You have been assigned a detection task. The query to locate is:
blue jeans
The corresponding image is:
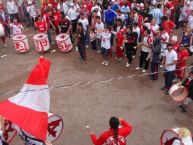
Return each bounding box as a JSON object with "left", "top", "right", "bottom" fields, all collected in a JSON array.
[{"left": 47, "top": 30, "right": 52, "bottom": 43}]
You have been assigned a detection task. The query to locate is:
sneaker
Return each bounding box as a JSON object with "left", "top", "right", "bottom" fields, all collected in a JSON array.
[
  {"left": 118, "top": 58, "right": 122, "bottom": 61},
  {"left": 160, "top": 65, "right": 163, "bottom": 68},
  {"left": 97, "top": 50, "right": 101, "bottom": 53},
  {"left": 104, "top": 61, "right": 109, "bottom": 66},
  {"left": 101, "top": 60, "right": 106, "bottom": 65},
  {"left": 136, "top": 67, "right": 142, "bottom": 70},
  {"left": 125, "top": 62, "right": 130, "bottom": 67},
  {"left": 161, "top": 86, "right": 166, "bottom": 90},
  {"left": 3, "top": 44, "right": 7, "bottom": 48},
  {"left": 132, "top": 55, "right": 135, "bottom": 58},
  {"left": 86, "top": 45, "right": 89, "bottom": 48},
  {"left": 76, "top": 47, "right": 78, "bottom": 51},
  {"left": 142, "top": 69, "right": 147, "bottom": 73}
]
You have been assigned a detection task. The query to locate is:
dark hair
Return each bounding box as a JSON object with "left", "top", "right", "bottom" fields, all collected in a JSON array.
[
  {"left": 77, "top": 22, "right": 83, "bottom": 29},
  {"left": 157, "top": 4, "right": 161, "bottom": 8},
  {"left": 60, "top": 11, "right": 65, "bottom": 17},
  {"left": 96, "top": 16, "right": 101, "bottom": 19},
  {"left": 159, "top": 27, "right": 164, "bottom": 31},
  {"left": 167, "top": 43, "right": 173, "bottom": 47},
  {"left": 146, "top": 29, "right": 151, "bottom": 35},
  {"left": 109, "top": 117, "right": 119, "bottom": 145}
]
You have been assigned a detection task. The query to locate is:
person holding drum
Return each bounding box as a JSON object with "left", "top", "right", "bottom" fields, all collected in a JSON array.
[
  {"left": 10, "top": 18, "right": 24, "bottom": 35},
  {"left": 87, "top": 117, "right": 132, "bottom": 145},
  {"left": 161, "top": 43, "right": 178, "bottom": 95},
  {"left": 179, "top": 70, "right": 193, "bottom": 112}
]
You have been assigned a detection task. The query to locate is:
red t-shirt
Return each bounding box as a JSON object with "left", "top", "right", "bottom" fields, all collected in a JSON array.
[
  {"left": 172, "top": 43, "right": 180, "bottom": 52},
  {"left": 178, "top": 49, "right": 189, "bottom": 67},
  {"left": 53, "top": 11, "right": 60, "bottom": 26},
  {"left": 162, "top": 20, "right": 175, "bottom": 34},
  {"left": 90, "top": 120, "right": 132, "bottom": 145},
  {"left": 117, "top": 31, "right": 124, "bottom": 46},
  {"left": 35, "top": 21, "right": 47, "bottom": 33}
]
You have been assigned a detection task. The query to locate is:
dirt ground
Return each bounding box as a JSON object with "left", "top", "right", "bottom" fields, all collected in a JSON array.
[{"left": 0, "top": 28, "right": 193, "bottom": 145}]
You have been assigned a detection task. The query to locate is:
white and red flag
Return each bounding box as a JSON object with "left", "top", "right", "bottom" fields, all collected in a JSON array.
[{"left": 0, "top": 57, "right": 51, "bottom": 141}]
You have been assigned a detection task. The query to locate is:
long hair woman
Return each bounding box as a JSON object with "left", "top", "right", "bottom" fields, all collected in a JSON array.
[
  {"left": 77, "top": 22, "right": 86, "bottom": 62},
  {"left": 87, "top": 117, "right": 132, "bottom": 145}
]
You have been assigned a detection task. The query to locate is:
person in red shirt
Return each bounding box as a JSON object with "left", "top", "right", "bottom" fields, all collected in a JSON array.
[
  {"left": 176, "top": 43, "right": 189, "bottom": 81},
  {"left": 35, "top": 15, "right": 48, "bottom": 33},
  {"left": 87, "top": 117, "right": 132, "bottom": 145},
  {"left": 115, "top": 29, "right": 125, "bottom": 61},
  {"left": 52, "top": 7, "right": 60, "bottom": 34},
  {"left": 161, "top": 16, "right": 175, "bottom": 34}
]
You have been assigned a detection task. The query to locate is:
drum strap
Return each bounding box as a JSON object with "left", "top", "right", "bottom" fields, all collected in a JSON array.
[{"left": 19, "top": 128, "right": 43, "bottom": 143}]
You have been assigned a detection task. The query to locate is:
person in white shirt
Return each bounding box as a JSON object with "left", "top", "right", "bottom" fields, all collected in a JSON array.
[
  {"left": 95, "top": 16, "right": 104, "bottom": 52},
  {"left": 10, "top": 18, "right": 24, "bottom": 35},
  {"left": 150, "top": 4, "right": 163, "bottom": 25},
  {"left": 101, "top": 26, "right": 111, "bottom": 66},
  {"left": 91, "top": 3, "right": 102, "bottom": 13},
  {"left": 162, "top": 43, "right": 178, "bottom": 94},
  {"left": 67, "top": 3, "right": 78, "bottom": 33},
  {"left": 188, "top": 9, "right": 193, "bottom": 30},
  {"left": 132, "top": 22, "right": 140, "bottom": 58},
  {"left": 6, "top": 0, "right": 19, "bottom": 22},
  {"left": 63, "top": 1, "right": 69, "bottom": 15},
  {"left": 136, "top": 29, "right": 153, "bottom": 73},
  {"left": 78, "top": 13, "right": 89, "bottom": 47},
  {"left": 143, "top": 19, "right": 159, "bottom": 37},
  {"left": 160, "top": 27, "right": 169, "bottom": 57},
  {"left": 27, "top": 2, "right": 38, "bottom": 28}
]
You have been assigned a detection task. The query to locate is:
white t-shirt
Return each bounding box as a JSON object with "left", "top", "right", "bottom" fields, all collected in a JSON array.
[
  {"left": 67, "top": 8, "right": 77, "bottom": 20},
  {"left": 95, "top": 21, "right": 104, "bottom": 39},
  {"left": 133, "top": 26, "right": 140, "bottom": 43},
  {"left": 161, "top": 32, "right": 169, "bottom": 54},
  {"left": 6, "top": 1, "right": 18, "bottom": 14},
  {"left": 101, "top": 31, "right": 111, "bottom": 49},
  {"left": 28, "top": 5, "right": 37, "bottom": 18},
  {"left": 78, "top": 18, "right": 89, "bottom": 31},
  {"left": 164, "top": 49, "right": 178, "bottom": 71},
  {"left": 144, "top": 23, "right": 159, "bottom": 36},
  {"left": 142, "top": 36, "right": 153, "bottom": 52},
  {"left": 10, "top": 23, "right": 23, "bottom": 35}
]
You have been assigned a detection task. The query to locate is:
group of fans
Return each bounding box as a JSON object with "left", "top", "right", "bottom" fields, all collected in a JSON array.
[
  {"left": 0, "top": 0, "right": 192, "bottom": 108},
  {"left": 0, "top": 0, "right": 193, "bottom": 144}
]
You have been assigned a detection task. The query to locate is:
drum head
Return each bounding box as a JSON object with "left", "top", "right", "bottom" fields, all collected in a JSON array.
[
  {"left": 46, "top": 114, "right": 63, "bottom": 142},
  {"left": 171, "top": 87, "right": 188, "bottom": 102},
  {"left": 161, "top": 129, "right": 182, "bottom": 145}
]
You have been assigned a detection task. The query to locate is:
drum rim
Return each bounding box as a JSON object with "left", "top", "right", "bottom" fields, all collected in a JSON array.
[
  {"left": 12, "top": 35, "right": 27, "bottom": 41},
  {"left": 47, "top": 114, "right": 64, "bottom": 142},
  {"left": 160, "top": 129, "right": 182, "bottom": 145}
]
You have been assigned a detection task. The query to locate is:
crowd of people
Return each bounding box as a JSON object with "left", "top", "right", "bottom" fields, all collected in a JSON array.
[{"left": 0, "top": 0, "right": 193, "bottom": 144}]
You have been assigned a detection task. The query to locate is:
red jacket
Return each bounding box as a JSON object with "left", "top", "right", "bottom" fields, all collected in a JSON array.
[{"left": 90, "top": 120, "right": 132, "bottom": 145}]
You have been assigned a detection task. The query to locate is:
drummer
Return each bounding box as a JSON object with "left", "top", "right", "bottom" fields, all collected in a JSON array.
[{"left": 179, "top": 70, "right": 193, "bottom": 112}]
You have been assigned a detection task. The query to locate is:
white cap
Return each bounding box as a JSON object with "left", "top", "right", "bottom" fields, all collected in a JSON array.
[
  {"left": 0, "top": 130, "right": 2, "bottom": 136},
  {"left": 171, "top": 35, "right": 178, "bottom": 42},
  {"left": 70, "top": 3, "right": 74, "bottom": 6}
]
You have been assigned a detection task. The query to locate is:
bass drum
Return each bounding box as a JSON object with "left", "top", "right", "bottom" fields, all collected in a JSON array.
[
  {"left": 160, "top": 127, "right": 193, "bottom": 145},
  {"left": 169, "top": 83, "right": 188, "bottom": 103},
  {"left": 0, "top": 23, "right": 5, "bottom": 37},
  {"left": 0, "top": 116, "right": 17, "bottom": 144},
  {"left": 14, "top": 113, "right": 63, "bottom": 144}
]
